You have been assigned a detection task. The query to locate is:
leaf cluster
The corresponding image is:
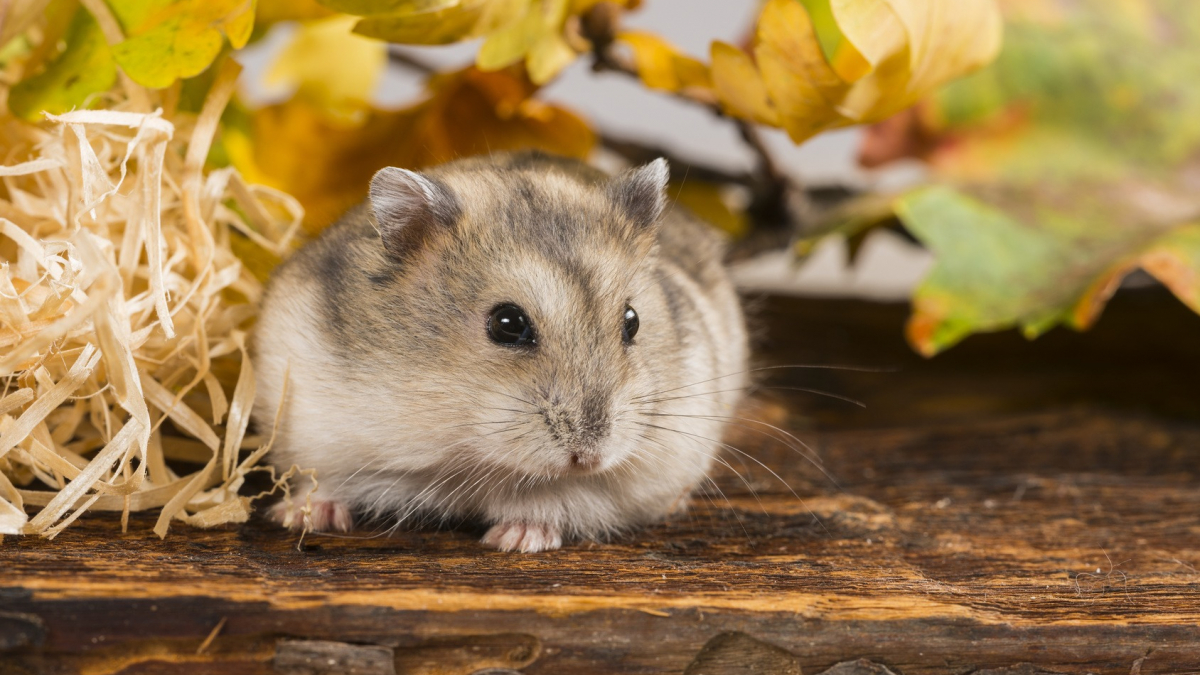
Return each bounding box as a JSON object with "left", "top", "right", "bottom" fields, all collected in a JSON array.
[{"left": 12, "top": 0, "right": 1187, "bottom": 359}]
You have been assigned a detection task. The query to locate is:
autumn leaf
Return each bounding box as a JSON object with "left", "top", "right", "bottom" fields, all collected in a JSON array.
[
  {"left": 265, "top": 15, "right": 386, "bottom": 121},
  {"left": 616, "top": 31, "right": 711, "bottom": 95},
  {"left": 669, "top": 180, "right": 747, "bottom": 238},
  {"left": 872, "top": 0, "right": 1200, "bottom": 355},
  {"left": 710, "top": 41, "right": 778, "bottom": 126},
  {"left": 240, "top": 66, "right": 595, "bottom": 231},
  {"left": 9, "top": 8, "right": 117, "bottom": 120},
  {"left": 711, "top": 0, "right": 1002, "bottom": 143},
  {"left": 898, "top": 187, "right": 1200, "bottom": 356},
  {"left": 321, "top": 0, "right": 524, "bottom": 45},
  {"left": 108, "top": 0, "right": 256, "bottom": 88},
  {"left": 319, "top": 0, "right": 639, "bottom": 83},
  {"left": 477, "top": 0, "right": 578, "bottom": 84},
  {"left": 256, "top": 0, "right": 335, "bottom": 24}
]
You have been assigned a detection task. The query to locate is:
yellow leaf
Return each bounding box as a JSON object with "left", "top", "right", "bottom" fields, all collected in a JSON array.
[
  {"left": 320, "top": 0, "right": 461, "bottom": 13},
  {"left": 265, "top": 15, "right": 386, "bottom": 121},
  {"left": 570, "top": 0, "right": 639, "bottom": 12},
  {"left": 618, "top": 30, "right": 712, "bottom": 94},
  {"left": 526, "top": 29, "right": 576, "bottom": 84},
  {"left": 350, "top": 0, "right": 526, "bottom": 45},
  {"left": 833, "top": 0, "right": 1003, "bottom": 115},
  {"left": 710, "top": 41, "right": 779, "bottom": 126},
  {"left": 477, "top": 0, "right": 538, "bottom": 71},
  {"left": 476, "top": 0, "right": 577, "bottom": 84},
  {"left": 257, "top": 0, "right": 334, "bottom": 23},
  {"left": 670, "top": 180, "right": 747, "bottom": 238},
  {"left": 109, "top": 0, "right": 256, "bottom": 88},
  {"left": 755, "top": 0, "right": 850, "bottom": 142},
  {"left": 746, "top": 0, "right": 1002, "bottom": 143}
]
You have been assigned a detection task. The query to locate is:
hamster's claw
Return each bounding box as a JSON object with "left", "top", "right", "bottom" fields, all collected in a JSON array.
[
  {"left": 481, "top": 522, "right": 563, "bottom": 553},
  {"left": 268, "top": 498, "right": 353, "bottom": 533}
]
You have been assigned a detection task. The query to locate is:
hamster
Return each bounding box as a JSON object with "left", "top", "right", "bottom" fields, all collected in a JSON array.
[{"left": 251, "top": 151, "right": 748, "bottom": 552}]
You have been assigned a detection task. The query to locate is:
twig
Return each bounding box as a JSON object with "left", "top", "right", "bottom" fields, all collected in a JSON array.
[
  {"left": 578, "top": 4, "right": 810, "bottom": 249},
  {"left": 387, "top": 47, "right": 438, "bottom": 75}
]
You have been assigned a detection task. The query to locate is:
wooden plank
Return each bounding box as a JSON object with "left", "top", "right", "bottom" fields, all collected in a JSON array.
[{"left": 2, "top": 289, "right": 1199, "bottom": 674}]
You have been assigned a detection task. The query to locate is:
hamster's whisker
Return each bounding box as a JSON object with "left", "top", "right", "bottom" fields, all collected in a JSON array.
[
  {"left": 386, "top": 463, "right": 487, "bottom": 535},
  {"left": 446, "top": 419, "right": 521, "bottom": 430},
  {"left": 386, "top": 464, "right": 477, "bottom": 534},
  {"left": 332, "top": 458, "right": 380, "bottom": 493},
  {"left": 763, "top": 386, "right": 866, "bottom": 408},
  {"left": 638, "top": 417, "right": 796, "bottom": 492},
  {"left": 362, "top": 474, "right": 408, "bottom": 520},
  {"left": 473, "top": 386, "right": 539, "bottom": 409},
  {"left": 632, "top": 363, "right": 892, "bottom": 402},
  {"left": 343, "top": 465, "right": 473, "bottom": 540},
  {"left": 457, "top": 466, "right": 506, "bottom": 514},
  {"left": 639, "top": 411, "right": 838, "bottom": 488},
  {"left": 637, "top": 384, "right": 866, "bottom": 408},
  {"left": 636, "top": 421, "right": 803, "bottom": 507},
  {"left": 441, "top": 464, "right": 502, "bottom": 515},
  {"left": 641, "top": 421, "right": 830, "bottom": 536},
  {"left": 636, "top": 431, "right": 767, "bottom": 522},
  {"left": 697, "top": 477, "right": 751, "bottom": 539}
]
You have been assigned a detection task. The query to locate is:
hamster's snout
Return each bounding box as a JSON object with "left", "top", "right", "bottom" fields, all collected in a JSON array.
[
  {"left": 569, "top": 452, "right": 601, "bottom": 472},
  {"left": 539, "top": 390, "right": 612, "bottom": 473}
]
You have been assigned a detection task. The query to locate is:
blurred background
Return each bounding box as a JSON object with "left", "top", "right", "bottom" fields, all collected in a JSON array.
[
  {"left": 218, "top": 0, "right": 1200, "bottom": 357},
  {"left": 235, "top": 0, "right": 935, "bottom": 302}
]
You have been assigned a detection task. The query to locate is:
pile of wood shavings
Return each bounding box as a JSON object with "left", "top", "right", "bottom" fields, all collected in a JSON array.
[{"left": 0, "top": 61, "right": 311, "bottom": 539}]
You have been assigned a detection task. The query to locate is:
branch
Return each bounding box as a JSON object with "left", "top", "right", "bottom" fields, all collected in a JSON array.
[
  {"left": 578, "top": 4, "right": 810, "bottom": 252},
  {"left": 387, "top": 47, "right": 438, "bottom": 75}
]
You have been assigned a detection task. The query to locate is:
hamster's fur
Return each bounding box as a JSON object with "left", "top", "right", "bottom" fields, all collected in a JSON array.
[{"left": 252, "top": 152, "right": 748, "bottom": 552}]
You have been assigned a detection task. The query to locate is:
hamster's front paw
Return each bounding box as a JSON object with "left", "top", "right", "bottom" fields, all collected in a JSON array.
[
  {"left": 481, "top": 522, "right": 562, "bottom": 553},
  {"left": 269, "top": 497, "right": 353, "bottom": 533}
]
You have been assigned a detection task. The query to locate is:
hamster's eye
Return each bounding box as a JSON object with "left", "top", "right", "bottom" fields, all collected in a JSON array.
[
  {"left": 622, "top": 305, "right": 639, "bottom": 344},
  {"left": 488, "top": 304, "right": 536, "bottom": 347}
]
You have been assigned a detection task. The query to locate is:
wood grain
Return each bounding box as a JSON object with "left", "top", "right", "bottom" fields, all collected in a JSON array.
[{"left": 2, "top": 289, "right": 1199, "bottom": 674}]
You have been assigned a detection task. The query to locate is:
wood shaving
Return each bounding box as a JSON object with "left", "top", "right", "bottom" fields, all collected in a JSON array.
[{"left": 0, "top": 58, "right": 314, "bottom": 539}]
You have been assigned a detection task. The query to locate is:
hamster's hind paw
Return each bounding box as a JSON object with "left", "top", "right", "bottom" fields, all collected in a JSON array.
[
  {"left": 481, "top": 522, "right": 563, "bottom": 553},
  {"left": 269, "top": 498, "right": 353, "bottom": 533}
]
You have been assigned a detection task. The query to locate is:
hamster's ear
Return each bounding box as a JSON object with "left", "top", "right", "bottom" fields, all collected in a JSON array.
[
  {"left": 369, "top": 167, "right": 461, "bottom": 259},
  {"left": 607, "top": 158, "right": 669, "bottom": 229}
]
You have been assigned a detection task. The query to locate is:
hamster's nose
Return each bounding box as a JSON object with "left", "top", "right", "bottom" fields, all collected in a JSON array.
[{"left": 569, "top": 452, "right": 601, "bottom": 472}]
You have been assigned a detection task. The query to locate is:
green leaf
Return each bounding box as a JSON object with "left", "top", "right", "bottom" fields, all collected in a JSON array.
[
  {"left": 897, "top": 187, "right": 1076, "bottom": 354},
  {"left": 108, "top": 0, "right": 256, "bottom": 88},
  {"left": 8, "top": 9, "right": 117, "bottom": 120},
  {"left": 897, "top": 187, "right": 1200, "bottom": 356},
  {"left": 848, "top": 1, "right": 1200, "bottom": 355}
]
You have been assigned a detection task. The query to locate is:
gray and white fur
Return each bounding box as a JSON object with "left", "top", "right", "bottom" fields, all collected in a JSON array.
[{"left": 252, "top": 152, "right": 748, "bottom": 552}]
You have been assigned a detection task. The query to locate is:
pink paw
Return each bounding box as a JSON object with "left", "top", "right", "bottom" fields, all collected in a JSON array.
[
  {"left": 481, "top": 522, "right": 563, "bottom": 553},
  {"left": 269, "top": 498, "right": 353, "bottom": 533}
]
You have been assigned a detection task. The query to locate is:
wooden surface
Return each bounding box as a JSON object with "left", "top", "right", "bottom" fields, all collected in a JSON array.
[{"left": 3, "top": 289, "right": 1200, "bottom": 675}]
